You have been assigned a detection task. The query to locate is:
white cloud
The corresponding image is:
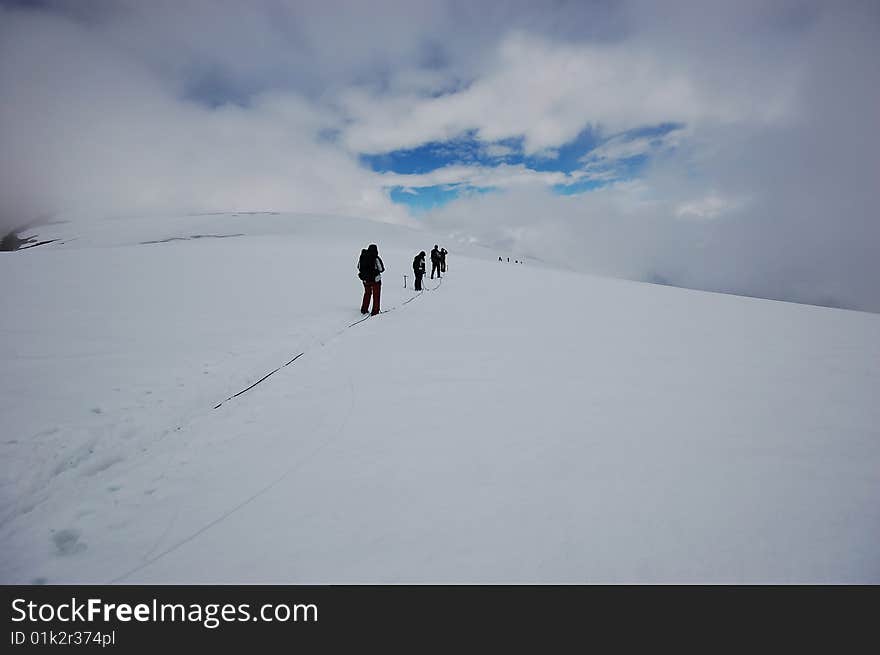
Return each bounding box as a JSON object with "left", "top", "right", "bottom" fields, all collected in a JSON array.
[
  {"left": 583, "top": 128, "right": 685, "bottom": 165},
  {"left": 381, "top": 163, "right": 579, "bottom": 190},
  {"left": 340, "top": 30, "right": 799, "bottom": 155},
  {"left": 0, "top": 6, "right": 408, "bottom": 227},
  {"left": 675, "top": 192, "right": 744, "bottom": 220},
  {"left": 483, "top": 143, "right": 517, "bottom": 159}
]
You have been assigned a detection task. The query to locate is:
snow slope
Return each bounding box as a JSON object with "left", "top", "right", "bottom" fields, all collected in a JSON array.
[{"left": 1, "top": 212, "right": 878, "bottom": 583}]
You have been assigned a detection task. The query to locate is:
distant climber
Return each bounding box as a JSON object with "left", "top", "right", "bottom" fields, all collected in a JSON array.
[
  {"left": 430, "top": 245, "right": 441, "bottom": 279},
  {"left": 412, "top": 251, "right": 426, "bottom": 291},
  {"left": 358, "top": 244, "right": 385, "bottom": 315},
  {"left": 440, "top": 247, "right": 448, "bottom": 273}
]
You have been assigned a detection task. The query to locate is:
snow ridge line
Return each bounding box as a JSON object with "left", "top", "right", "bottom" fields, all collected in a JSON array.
[{"left": 211, "top": 277, "right": 442, "bottom": 410}]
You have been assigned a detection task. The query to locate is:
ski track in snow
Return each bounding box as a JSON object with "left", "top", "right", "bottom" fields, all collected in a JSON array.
[
  {"left": 111, "top": 279, "right": 441, "bottom": 582},
  {"left": 111, "top": 376, "right": 357, "bottom": 583}
]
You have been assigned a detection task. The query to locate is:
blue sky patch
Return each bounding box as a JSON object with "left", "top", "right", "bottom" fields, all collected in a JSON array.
[
  {"left": 524, "top": 127, "right": 601, "bottom": 174},
  {"left": 370, "top": 122, "right": 684, "bottom": 211},
  {"left": 361, "top": 131, "right": 520, "bottom": 174},
  {"left": 390, "top": 184, "right": 496, "bottom": 212}
]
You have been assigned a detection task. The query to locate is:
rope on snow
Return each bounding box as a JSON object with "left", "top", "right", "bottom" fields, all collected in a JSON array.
[{"left": 212, "top": 277, "right": 442, "bottom": 410}]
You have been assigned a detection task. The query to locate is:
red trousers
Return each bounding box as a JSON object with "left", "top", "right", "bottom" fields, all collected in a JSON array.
[{"left": 361, "top": 281, "right": 381, "bottom": 315}]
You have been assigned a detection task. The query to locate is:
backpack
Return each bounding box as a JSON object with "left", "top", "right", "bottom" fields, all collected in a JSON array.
[{"left": 358, "top": 251, "right": 373, "bottom": 281}]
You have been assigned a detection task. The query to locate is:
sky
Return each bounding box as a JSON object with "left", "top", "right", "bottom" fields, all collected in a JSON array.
[{"left": 1, "top": 0, "right": 878, "bottom": 311}]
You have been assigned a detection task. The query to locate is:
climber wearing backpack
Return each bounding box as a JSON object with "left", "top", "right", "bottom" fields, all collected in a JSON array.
[
  {"left": 358, "top": 243, "right": 385, "bottom": 315},
  {"left": 412, "top": 251, "right": 426, "bottom": 291}
]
